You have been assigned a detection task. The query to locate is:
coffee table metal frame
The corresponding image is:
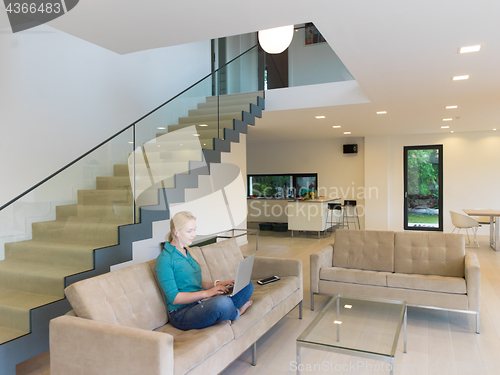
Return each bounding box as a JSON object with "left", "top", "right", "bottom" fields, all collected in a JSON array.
[{"left": 296, "top": 294, "right": 407, "bottom": 375}]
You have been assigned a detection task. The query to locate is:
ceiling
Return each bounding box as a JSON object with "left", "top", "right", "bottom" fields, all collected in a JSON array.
[{"left": 4, "top": 0, "right": 500, "bottom": 142}]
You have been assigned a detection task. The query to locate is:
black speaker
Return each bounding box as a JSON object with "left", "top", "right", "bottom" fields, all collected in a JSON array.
[{"left": 343, "top": 144, "right": 358, "bottom": 154}]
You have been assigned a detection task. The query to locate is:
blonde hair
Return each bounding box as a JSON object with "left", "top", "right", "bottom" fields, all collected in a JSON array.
[{"left": 166, "top": 211, "right": 199, "bottom": 263}]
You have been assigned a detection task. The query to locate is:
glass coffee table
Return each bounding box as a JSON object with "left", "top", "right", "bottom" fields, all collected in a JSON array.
[{"left": 296, "top": 294, "right": 407, "bottom": 375}]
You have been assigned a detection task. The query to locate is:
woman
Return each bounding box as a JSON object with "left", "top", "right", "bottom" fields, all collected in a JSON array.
[{"left": 156, "top": 211, "right": 253, "bottom": 330}]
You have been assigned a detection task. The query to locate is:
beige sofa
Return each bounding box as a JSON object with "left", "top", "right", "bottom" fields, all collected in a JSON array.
[
  {"left": 50, "top": 238, "right": 303, "bottom": 375},
  {"left": 310, "top": 229, "right": 480, "bottom": 333}
]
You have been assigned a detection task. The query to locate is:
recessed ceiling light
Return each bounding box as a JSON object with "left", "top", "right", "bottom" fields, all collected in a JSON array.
[
  {"left": 451, "top": 131, "right": 454, "bottom": 133},
  {"left": 344, "top": 131, "right": 351, "bottom": 135},
  {"left": 199, "top": 124, "right": 208, "bottom": 127},
  {"left": 128, "top": 142, "right": 134, "bottom": 144},
  {"left": 446, "top": 106, "right": 458, "bottom": 109},
  {"left": 443, "top": 118, "right": 453, "bottom": 121},
  {"left": 459, "top": 45, "right": 482, "bottom": 53},
  {"left": 376, "top": 111, "right": 387, "bottom": 114},
  {"left": 315, "top": 116, "right": 326, "bottom": 119},
  {"left": 193, "top": 134, "right": 200, "bottom": 137},
  {"left": 452, "top": 75, "right": 469, "bottom": 81},
  {"left": 344, "top": 304, "right": 352, "bottom": 309},
  {"left": 157, "top": 127, "right": 166, "bottom": 130},
  {"left": 494, "top": 129, "right": 497, "bottom": 131},
  {"left": 441, "top": 126, "right": 450, "bottom": 129},
  {"left": 332, "top": 125, "right": 341, "bottom": 128},
  {"left": 334, "top": 320, "right": 342, "bottom": 325}
]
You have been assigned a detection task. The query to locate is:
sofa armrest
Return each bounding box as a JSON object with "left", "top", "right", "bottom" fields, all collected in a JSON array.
[
  {"left": 251, "top": 256, "right": 302, "bottom": 285},
  {"left": 465, "top": 252, "right": 481, "bottom": 312},
  {"left": 50, "top": 315, "right": 174, "bottom": 375},
  {"left": 310, "top": 245, "right": 334, "bottom": 293}
]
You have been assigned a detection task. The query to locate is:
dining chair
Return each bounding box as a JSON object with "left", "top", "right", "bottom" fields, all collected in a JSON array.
[{"left": 450, "top": 211, "right": 479, "bottom": 247}]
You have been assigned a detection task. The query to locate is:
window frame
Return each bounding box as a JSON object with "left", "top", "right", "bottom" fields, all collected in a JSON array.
[{"left": 403, "top": 144, "right": 443, "bottom": 231}]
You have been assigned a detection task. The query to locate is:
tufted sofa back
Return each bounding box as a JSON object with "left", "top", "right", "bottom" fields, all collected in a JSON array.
[
  {"left": 333, "top": 229, "right": 395, "bottom": 272},
  {"left": 190, "top": 238, "right": 245, "bottom": 283},
  {"left": 394, "top": 232, "right": 465, "bottom": 277},
  {"left": 65, "top": 261, "right": 168, "bottom": 330}
]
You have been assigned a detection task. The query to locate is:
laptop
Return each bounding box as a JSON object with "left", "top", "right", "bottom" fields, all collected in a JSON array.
[{"left": 225, "top": 254, "right": 255, "bottom": 297}]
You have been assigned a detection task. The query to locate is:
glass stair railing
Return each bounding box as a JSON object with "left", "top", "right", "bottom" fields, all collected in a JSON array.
[{"left": 0, "top": 43, "right": 263, "bottom": 354}]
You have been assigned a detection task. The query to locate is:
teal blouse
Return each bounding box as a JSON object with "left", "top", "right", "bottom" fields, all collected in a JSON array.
[{"left": 155, "top": 242, "right": 204, "bottom": 312}]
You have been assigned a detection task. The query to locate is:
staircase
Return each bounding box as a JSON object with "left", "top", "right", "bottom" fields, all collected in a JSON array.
[{"left": 0, "top": 91, "right": 264, "bottom": 373}]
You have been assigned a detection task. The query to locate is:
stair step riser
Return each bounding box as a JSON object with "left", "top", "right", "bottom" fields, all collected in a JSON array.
[
  {"left": 5, "top": 244, "right": 94, "bottom": 269},
  {"left": 197, "top": 98, "right": 258, "bottom": 109},
  {"left": 0, "top": 272, "right": 64, "bottom": 298},
  {"left": 164, "top": 120, "right": 234, "bottom": 132},
  {"left": 114, "top": 164, "right": 129, "bottom": 177},
  {"left": 188, "top": 105, "right": 249, "bottom": 116},
  {"left": 0, "top": 306, "right": 30, "bottom": 332},
  {"left": 55, "top": 205, "right": 78, "bottom": 220},
  {"left": 77, "top": 190, "right": 131, "bottom": 205},
  {"left": 96, "top": 177, "right": 130, "bottom": 190},
  {"left": 31, "top": 221, "right": 121, "bottom": 246},
  {"left": 205, "top": 92, "right": 263, "bottom": 103},
  {"left": 178, "top": 113, "right": 242, "bottom": 124}
]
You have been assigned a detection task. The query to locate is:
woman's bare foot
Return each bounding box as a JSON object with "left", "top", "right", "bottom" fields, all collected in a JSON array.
[{"left": 239, "top": 300, "right": 253, "bottom": 316}]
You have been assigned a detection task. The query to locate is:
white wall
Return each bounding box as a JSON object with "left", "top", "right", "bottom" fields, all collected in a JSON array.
[
  {"left": 0, "top": 24, "right": 211, "bottom": 208},
  {"left": 247, "top": 137, "right": 366, "bottom": 228},
  {"left": 288, "top": 28, "right": 353, "bottom": 87},
  {"left": 364, "top": 131, "right": 500, "bottom": 234}
]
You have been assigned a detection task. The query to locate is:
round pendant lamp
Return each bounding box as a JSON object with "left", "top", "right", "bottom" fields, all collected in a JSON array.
[{"left": 258, "top": 25, "right": 294, "bottom": 54}]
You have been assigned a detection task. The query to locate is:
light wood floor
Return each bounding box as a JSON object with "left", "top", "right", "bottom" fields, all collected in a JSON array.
[{"left": 17, "top": 232, "right": 500, "bottom": 375}]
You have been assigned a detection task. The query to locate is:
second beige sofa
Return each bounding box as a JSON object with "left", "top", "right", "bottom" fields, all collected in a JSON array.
[{"left": 311, "top": 229, "right": 480, "bottom": 333}]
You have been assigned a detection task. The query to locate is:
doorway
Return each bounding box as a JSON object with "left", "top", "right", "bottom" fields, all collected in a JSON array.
[{"left": 404, "top": 145, "right": 443, "bottom": 231}]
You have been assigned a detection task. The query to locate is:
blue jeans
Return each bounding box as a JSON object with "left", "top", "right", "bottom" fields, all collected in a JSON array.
[{"left": 169, "top": 281, "right": 254, "bottom": 331}]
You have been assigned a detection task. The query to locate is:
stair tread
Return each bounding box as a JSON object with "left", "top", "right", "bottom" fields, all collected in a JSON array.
[
  {"left": 7, "top": 240, "right": 97, "bottom": 252},
  {"left": 0, "top": 289, "right": 59, "bottom": 311},
  {"left": 0, "top": 259, "right": 84, "bottom": 279},
  {"left": 0, "top": 326, "right": 28, "bottom": 344}
]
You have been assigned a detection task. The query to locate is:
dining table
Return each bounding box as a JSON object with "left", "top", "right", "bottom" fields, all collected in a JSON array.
[{"left": 463, "top": 209, "right": 500, "bottom": 251}]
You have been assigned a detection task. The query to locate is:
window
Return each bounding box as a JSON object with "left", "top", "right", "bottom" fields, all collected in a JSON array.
[
  {"left": 404, "top": 145, "right": 443, "bottom": 231},
  {"left": 248, "top": 173, "right": 318, "bottom": 199}
]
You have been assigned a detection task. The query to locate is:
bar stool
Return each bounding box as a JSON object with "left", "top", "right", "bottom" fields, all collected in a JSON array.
[
  {"left": 327, "top": 203, "right": 343, "bottom": 230},
  {"left": 342, "top": 200, "right": 360, "bottom": 229}
]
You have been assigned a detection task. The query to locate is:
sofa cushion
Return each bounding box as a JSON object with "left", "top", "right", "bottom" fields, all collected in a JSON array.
[
  {"left": 394, "top": 232, "right": 465, "bottom": 277},
  {"left": 230, "top": 276, "right": 299, "bottom": 339},
  {"left": 333, "top": 230, "right": 395, "bottom": 272},
  {"left": 320, "top": 267, "right": 390, "bottom": 287},
  {"left": 155, "top": 321, "right": 234, "bottom": 375},
  {"left": 193, "top": 238, "right": 245, "bottom": 283},
  {"left": 230, "top": 280, "right": 274, "bottom": 339},
  {"left": 65, "top": 262, "right": 167, "bottom": 330},
  {"left": 387, "top": 273, "right": 466, "bottom": 294}
]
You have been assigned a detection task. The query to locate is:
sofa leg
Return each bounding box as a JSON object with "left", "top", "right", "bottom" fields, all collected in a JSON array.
[
  {"left": 251, "top": 342, "right": 257, "bottom": 366},
  {"left": 476, "top": 312, "right": 480, "bottom": 334},
  {"left": 311, "top": 292, "right": 314, "bottom": 311},
  {"left": 299, "top": 301, "right": 303, "bottom": 319}
]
